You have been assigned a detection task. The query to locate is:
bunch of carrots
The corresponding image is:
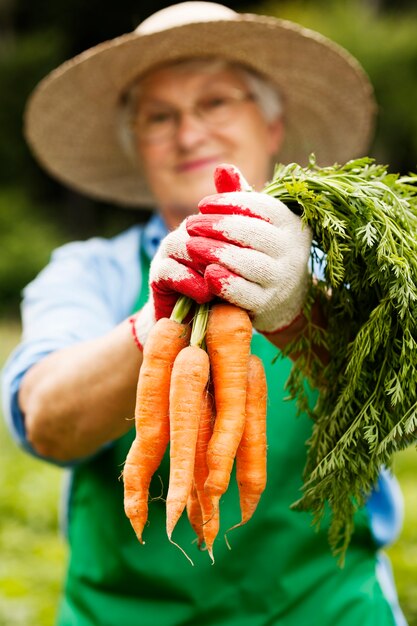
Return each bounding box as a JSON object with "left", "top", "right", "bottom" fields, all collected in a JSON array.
[{"left": 123, "top": 298, "right": 267, "bottom": 564}]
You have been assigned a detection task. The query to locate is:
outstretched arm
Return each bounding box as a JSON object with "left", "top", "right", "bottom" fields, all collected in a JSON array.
[{"left": 19, "top": 319, "right": 142, "bottom": 463}]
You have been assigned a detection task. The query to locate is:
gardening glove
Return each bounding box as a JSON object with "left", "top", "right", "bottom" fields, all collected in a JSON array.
[
  {"left": 185, "top": 164, "right": 312, "bottom": 333},
  {"left": 132, "top": 221, "right": 212, "bottom": 349}
]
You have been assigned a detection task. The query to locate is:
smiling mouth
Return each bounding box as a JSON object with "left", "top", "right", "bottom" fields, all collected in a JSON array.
[{"left": 176, "top": 157, "right": 222, "bottom": 173}]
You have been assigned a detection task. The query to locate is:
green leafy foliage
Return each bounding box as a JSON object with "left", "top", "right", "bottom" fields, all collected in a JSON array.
[
  {"left": 255, "top": 0, "right": 417, "bottom": 173},
  {"left": 0, "top": 29, "right": 66, "bottom": 189},
  {"left": 264, "top": 156, "right": 417, "bottom": 562},
  {"left": 0, "top": 188, "right": 65, "bottom": 314}
]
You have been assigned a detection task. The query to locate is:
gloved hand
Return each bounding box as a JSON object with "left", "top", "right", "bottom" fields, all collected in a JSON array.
[
  {"left": 185, "top": 164, "right": 312, "bottom": 333},
  {"left": 132, "top": 221, "right": 212, "bottom": 349}
]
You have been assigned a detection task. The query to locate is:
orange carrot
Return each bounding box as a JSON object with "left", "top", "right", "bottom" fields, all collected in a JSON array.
[
  {"left": 186, "top": 390, "right": 214, "bottom": 550},
  {"left": 166, "top": 344, "right": 210, "bottom": 553},
  {"left": 193, "top": 389, "right": 219, "bottom": 562},
  {"left": 228, "top": 354, "right": 267, "bottom": 535},
  {"left": 123, "top": 317, "right": 190, "bottom": 544},
  {"left": 186, "top": 483, "right": 204, "bottom": 548},
  {"left": 204, "top": 304, "right": 253, "bottom": 521}
]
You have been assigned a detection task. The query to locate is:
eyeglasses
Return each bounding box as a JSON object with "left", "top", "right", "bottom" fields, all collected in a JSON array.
[{"left": 133, "top": 88, "right": 255, "bottom": 143}]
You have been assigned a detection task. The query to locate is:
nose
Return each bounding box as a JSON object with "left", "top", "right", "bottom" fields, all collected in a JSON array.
[{"left": 175, "top": 110, "right": 209, "bottom": 150}]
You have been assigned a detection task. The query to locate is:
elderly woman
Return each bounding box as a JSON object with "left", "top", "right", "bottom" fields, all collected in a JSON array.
[{"left": 2, "top": 3, "right": 406, "bottom": 625}]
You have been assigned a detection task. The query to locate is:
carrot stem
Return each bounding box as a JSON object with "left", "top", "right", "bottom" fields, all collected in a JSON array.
[
  {"left": 190, "top": 303, "right": 209, "bottom": 348},
  {"left": 170, "top": 295, "right": 193, "bottom": 324}
]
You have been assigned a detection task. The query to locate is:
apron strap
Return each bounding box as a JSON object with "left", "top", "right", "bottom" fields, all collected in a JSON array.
[{"left": 132, "top": 235, "right": 151, "bottom": 313}]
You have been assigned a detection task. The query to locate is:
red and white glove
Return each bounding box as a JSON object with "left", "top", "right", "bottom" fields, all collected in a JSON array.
[
  {"left": 185, "top": 164, "right": 312, "bottom": 334},
  {"left": 132, "top": 221, "right": 212, "bottom": 349}
]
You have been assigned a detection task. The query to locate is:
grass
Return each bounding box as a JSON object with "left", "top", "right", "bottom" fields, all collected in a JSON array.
[
  {"left": 0, "top": 319, "right": 66, "bottom": 626},
  {"left": 0, "top": 319, "right": 416, "bottom": 625}
]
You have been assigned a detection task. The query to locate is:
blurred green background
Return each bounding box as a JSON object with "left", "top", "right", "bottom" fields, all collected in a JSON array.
[
  {"left": 1, "top": 0, "right": 417, "bottom": 316},
  {"left": 1, "top": 0, "right": 417, "bottom": 624}
]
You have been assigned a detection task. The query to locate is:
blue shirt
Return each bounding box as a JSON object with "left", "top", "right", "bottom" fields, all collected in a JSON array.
[{"left": 1, "top": 214, "right": 404, "bottom": 548}]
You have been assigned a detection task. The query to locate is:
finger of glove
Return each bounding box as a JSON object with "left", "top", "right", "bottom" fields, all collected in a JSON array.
[
  {"left": 204, "top": 263, "right": 269, "bottom": 314},
  {"left": 149, "top": 286, "right": 178, "bottom": 321},
  {"left": 159, "top": 223, "right": 206, "bottom": 274},
  {"left": 198, "top": 190, "right": 298, "bottom": 229},
  {"left": 213, "top": 163, "right": 251, "bottom": 193},
  {"left": 150, "top": 257, "right": 212, "bottom": 320},
  {"left": 187, "top": 213, "right": 296, "bottom": 258},
  {"left": 158, "top": 219, "right": 195, "bottom": 267},
  {"left": 186, "top": 237, "right": 278, "bottom": 286}
]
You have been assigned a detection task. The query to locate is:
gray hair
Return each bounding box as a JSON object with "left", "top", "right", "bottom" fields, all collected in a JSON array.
[{"left": 118, "top": 58, "right": 283, "bottom": 164}]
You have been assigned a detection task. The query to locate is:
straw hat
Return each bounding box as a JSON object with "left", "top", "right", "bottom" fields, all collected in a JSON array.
[{"left": 24, "top": 1, "right": 376, "bottom": 208}]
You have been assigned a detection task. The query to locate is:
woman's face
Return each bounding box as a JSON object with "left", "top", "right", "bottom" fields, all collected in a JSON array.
[{"left": 134, "top": 65, "right": 283, "bottom": 229}]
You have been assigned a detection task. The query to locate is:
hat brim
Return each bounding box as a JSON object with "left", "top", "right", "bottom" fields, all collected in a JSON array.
[{"left": 24, "top": 14, "right": 376, "bottom": 208}]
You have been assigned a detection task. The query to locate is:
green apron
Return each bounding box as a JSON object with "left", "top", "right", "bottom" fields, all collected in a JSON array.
[{"left": 57, "top": 242, "right": 396, "bottom": 626}]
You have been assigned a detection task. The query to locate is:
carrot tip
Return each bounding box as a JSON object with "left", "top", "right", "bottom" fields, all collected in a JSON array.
[
  {"left": 134, "top": 536, "right": 145, "bottom": 545},
  {"left": 129, "top": 524, "right": 144, "bottom": 544}
]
